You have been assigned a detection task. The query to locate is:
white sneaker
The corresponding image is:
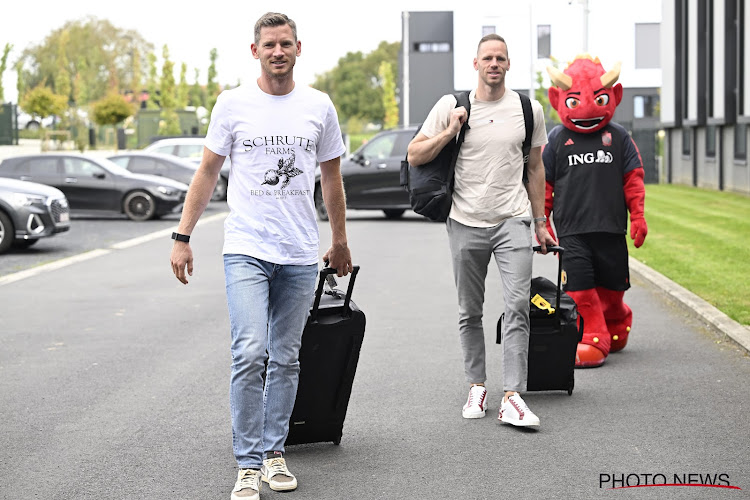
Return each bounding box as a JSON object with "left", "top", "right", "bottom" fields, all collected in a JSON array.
[
  {"left": 462, "top": 385, "right": 488, "bottom": 418},
  {"left": 231, "top": 469, "right": 260, "bottom": 500},
  {"left": 498, "top": 392, "right": 540, "bottom": 427},
  {"left": 261, "top": 455, "right": 298, "bottom": 492}
]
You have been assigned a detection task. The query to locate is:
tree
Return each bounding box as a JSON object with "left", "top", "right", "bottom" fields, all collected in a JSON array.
[
  {"left": 158, "top": 45, "right": 181, "bottom": 136},
  {"left": 379, "top": 61, "right": 398, "bottom": 130},
  {"left": 73, "top": 58, "right": 91, "bottom": 108},
  {"left": 206, "top": 48, "right": 220, "bottom": 114},
  {"left": 0, "top": 43, "right": 12, "bottom": 103},
  {"left": 20, "top": 85, "right": 67, "bottom": 123},
  {"left": 176, "top": 62, "right": 189, "bottom": 109},
  {"left": 16, "top": 17, "right": 152, "bottom": 106},
  {"left": 313, "top": 41, "right": 400, "bottom": 128},
  {"left": 54, "top": 31, "right": 72, "bottom": 105},
  {"left": 145, "top": 53, "right": 159, "bottom": 110},
  {"left": 188, "top": 68, "right": 204, "bottom": 108},
  {"left": 91, "top": 92, "right": 135, "bottom": 126},
  {"left": 536, "top": 57, "right": 562, "bottom": 126}
]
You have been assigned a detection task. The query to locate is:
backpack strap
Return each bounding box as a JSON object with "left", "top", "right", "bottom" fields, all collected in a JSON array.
[
  {"left": 448, "top": 91, "right": 471, "bottom": 190},
  {"left": 520, "top": 92, "right": 533, "bottom": 184}
]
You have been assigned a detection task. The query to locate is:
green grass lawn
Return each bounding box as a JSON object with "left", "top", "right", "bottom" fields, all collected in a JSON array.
[{"left": 627, "top": 184, "right": 750, "bottom": 325}]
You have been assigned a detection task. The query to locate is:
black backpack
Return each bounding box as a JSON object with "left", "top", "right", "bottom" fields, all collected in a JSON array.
[{"left": 400, "top": 91, "right": 534, "bottom": 222}]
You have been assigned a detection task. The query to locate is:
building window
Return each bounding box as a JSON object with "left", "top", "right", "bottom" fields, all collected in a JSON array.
[
  {"left": 414, "top": 42, "right": 451, "bottom": 53},
  {"left": 706, "top": 125, "right": 716, "bottom": 158},
  {"left": 634, "top": 95, "right": 659, "bottom": 118},
  {"left": 736, "top": 124, "right": 748, "bottom": 160},
  {"left": 482, "top": 25, "right": 496, "bottom": 36},
  {"left": 682, "top": 128, "right": 691, "bottom": 156},
  {"left": 635, "top": 23, "right": 660, "bottom": 69},
  {"left": 537, "top": 25, "right": 551, "bottom": 59}
]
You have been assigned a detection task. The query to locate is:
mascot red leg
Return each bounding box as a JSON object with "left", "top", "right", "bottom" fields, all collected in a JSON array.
[
  {"left": 567, "top": 289, "right": 610, "bottom": 367},
  {"left": 596, "top": 287, "right": 632, "bottom": 352}
]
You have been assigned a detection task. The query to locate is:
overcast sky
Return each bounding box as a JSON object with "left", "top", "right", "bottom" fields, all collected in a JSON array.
[{"left": 1, "top": 0, "right": 478, "bottom": 103}]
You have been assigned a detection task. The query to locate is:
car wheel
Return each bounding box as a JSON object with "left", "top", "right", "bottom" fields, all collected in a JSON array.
[
  {"left": 123, "top": 190, "right": 156, "bottom": 221},
  {"left": 211, "top": 175, "right": 228, "bottom": 201},
  {"left": 0, "top": 211, "right": 14, "bottom": 254},
  {"left": 12, "top": 239, "right": 39, "bottom": 249},
  {"left": 315, "top": 185, "right": 328, "bottom": 221},
  {"left": 383, "top": 209, "right": 405, "bottom": 219}
]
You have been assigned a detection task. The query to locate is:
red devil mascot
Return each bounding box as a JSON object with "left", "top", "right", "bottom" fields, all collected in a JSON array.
[{"left": 543, "top": 55, "right": 648, "bottom": 368}]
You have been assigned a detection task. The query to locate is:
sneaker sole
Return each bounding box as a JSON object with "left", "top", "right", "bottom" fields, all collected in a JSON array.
[
  {"left": 261, "top": 476, "right": 298, "bottom": 492},
  {"left": 231, "top": 489, "right": 260, "bottom": 500},
  {"left": 498, "top": 416, "right": 540, "bottom": 427},
  {"left": 462, "top": 408, "right": 487, "bottom": 419}
]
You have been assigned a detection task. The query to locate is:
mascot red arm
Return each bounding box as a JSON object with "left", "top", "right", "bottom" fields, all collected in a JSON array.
[{"left": 544, "top": 55, "right": 648, "bottom": 368}]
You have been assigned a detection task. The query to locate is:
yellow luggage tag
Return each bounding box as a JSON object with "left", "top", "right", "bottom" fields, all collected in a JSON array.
[{"left": 531, "top": 294, "right": 555, "bottom": 315}]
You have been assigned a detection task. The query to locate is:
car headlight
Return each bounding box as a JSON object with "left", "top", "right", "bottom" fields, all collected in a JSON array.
[
  {"left": 11, "top": 193, "right": 46, "bottom": 206},
  {"left": 157, "top": 186, "right": 178, "bottom": 196}
]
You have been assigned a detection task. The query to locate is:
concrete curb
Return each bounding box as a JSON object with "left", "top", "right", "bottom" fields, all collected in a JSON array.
[{"left": 629, "top": 256, "right": 750, "bottom": 353}]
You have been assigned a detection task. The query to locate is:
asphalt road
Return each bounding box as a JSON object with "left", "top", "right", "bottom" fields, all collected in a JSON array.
[
  {"left": 1, "top": 209, "right": 749, "bottom": 500},
  {"left": 0, "top": 201, "right": 228, "bottom": 279}
]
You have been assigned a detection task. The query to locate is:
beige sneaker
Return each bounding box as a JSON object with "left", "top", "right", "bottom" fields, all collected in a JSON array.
[
  {"left": 261, "top": 455, "right": 298, "bottom": 492},
  {"left": 231, "top": 469, "right": 260, "bottom": 500}
]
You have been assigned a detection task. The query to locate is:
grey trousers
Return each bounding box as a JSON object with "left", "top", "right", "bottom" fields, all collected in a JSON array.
[{"left": 446, "top": 216, "right": 532, "bottom": 392}]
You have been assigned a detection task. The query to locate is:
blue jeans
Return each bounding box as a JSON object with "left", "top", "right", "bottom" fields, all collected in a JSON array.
[{"left": 224, "top": 254, "right": 318, "bottom": 469}]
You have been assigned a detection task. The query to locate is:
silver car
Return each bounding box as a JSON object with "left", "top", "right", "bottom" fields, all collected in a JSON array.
[
  {"left": 144, "top": 137, "right": 230, "bottom": 200},
  {"left": 0, "top": 178, "right": 71, "bottom": 253}
]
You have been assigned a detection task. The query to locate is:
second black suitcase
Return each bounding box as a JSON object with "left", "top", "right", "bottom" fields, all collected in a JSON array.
[
  {"left": 497, "top": 246, "right": 583, "bottom": 395},
  {"left": 285, "top": 266, "right": 365, "bottom": 446}
]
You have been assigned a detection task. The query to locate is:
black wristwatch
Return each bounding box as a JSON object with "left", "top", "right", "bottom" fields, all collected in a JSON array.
[{"left": 171, "top": 232, "right": 190, "bottom": 243}]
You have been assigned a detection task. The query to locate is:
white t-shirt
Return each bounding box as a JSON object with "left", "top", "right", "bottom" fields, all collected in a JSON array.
[
  {"left": 420, "top": 89, "right": 548, "bottom": 228},
  {"left": 205, "top": 82, "right": 345, "bottom": 265}
]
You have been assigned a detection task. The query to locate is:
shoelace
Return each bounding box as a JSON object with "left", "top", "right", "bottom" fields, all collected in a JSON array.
[
  {"left": 467, "top": 386, "right": 486, "bottom": 407},
  {"left": 265, "top": 458, "right": 290, "bottom": 477},
  {"left": 237, "top": 469, "right": 260, "bottom": 489},
  {"left": 509, "top": 395, "right": 530, "bottom": 415}
]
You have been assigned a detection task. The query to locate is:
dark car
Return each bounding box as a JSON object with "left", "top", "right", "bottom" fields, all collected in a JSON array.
[
  {"left": 0, "top": 177, "right": 71, "bottom": 253},
  {"left": 314, "top": 127, "right": 417, "bottom": 221},
  {"left": 143, "top": 137, "right": 230, "bottom": 200},
  {"left": 107, "top": 151, "right": 226, "bottom": 202},
  {"left": 0, "top": 154, "right": 189, "bottom": 221}
]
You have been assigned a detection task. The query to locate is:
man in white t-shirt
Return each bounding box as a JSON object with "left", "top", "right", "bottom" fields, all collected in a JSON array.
[
  {"left": 169, "top": 12, "right": 352, "bottom": 500},
  {"left": 407, "top": 34, "right": 554, "bottom": 428}
]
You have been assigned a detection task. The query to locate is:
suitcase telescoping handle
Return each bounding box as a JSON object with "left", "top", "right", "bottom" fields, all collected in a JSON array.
[
  {"left": 533, "top": 245, "right": 564, "bottom": 314},
  {"left": 310, "top": 265, "right": 360, "bottom": 322}
]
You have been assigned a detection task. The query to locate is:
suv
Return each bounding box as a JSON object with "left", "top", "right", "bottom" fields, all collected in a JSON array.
[
  {"left": 315, "top": 127, "right": 417, "bottom": 220},
  {"left": 0, "top": 178, "right": 70, "bottom": 253},
  {"left": 144, "top": 137, "right": 229, "bottom": 200}
]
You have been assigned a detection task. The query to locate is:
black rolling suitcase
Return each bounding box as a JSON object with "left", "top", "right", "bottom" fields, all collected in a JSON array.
[
  {"left": 285, "top": 266, "right": 365, "bottom": 446},
  {"left": 496, "top": 246, "right": 583, "bottom": 395}
]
